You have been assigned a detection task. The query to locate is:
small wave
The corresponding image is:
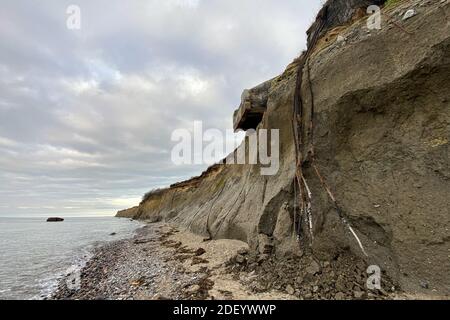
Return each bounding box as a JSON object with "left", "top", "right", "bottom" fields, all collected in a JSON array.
[
  {"left": 1, "top": 217, "right": 142, "bottom": 300},
  {"left": 35, "top": 248, "right": 94, "bottom": 300}
]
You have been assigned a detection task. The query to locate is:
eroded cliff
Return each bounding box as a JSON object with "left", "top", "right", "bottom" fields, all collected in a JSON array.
[{"left": 118, "top": 0, "right": 449, "bottom": 296}]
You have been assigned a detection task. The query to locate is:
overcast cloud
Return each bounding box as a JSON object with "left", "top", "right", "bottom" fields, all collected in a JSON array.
[{"left": 0, "top": 0, "right": 322, "bottom": 216}]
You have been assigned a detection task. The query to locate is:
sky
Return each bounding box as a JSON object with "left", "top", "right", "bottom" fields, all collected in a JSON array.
[{"left": 0, "top": 0, "right": 322, "bottom": 217}]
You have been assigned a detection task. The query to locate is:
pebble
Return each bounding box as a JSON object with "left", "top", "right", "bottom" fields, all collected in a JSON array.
[
  {"left": 185, "top": 284, "right": 200, "bottom": 295},
  {"left": 50, "top": 224, "right": 208, "bottom": 300},
  {"left": 305, "top": 260, "right": 321, "bottom": 276},
  {"left": 335, "top": 292, "right": 346, "bottom": 300},
  {"left": 195, "top": 248, "right": 206, "bottom": 256},
  {"left": 336, "top": 35, "right": 347, "bottom": 43},
  {"left": 235, "top": 254, "right": 246, "bottom": 264},
  {"left": 237, "top": 248, "right": 249, "bottom": 255},
  {"left": 420, "top": 281, "right": 429, "bottom": 289},
  {"left": 286, "top": 284, "right": 295, "bottom": 295},
  {"left": 257, "top": 254, "right": 269, "bottom": 263}
]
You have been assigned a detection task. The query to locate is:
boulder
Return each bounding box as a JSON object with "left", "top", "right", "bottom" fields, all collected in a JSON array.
[{"left": 305, "top": 260, "right": 321, "bottom": 276}]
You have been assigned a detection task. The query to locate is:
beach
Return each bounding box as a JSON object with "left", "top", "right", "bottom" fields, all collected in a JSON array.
[
  {"left": 51, "top": 222, "right": 402, "bottom": 300},
  {"left": 52, "top": 223, "right": 296, "bottom": 300}
]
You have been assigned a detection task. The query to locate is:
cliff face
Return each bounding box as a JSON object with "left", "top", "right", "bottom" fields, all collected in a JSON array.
[{"left": 118, "top": 0, "right": 450, "bottom": 295}]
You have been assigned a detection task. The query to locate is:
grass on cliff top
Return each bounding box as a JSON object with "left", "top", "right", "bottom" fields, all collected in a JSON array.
[
  {"left": 214, "top": 174, "right": 227, "bottom": 193},
  {"left": 141, "top": 188, "right": 164, "bottom": 204},
  {"left": 385, "top": 0, "right": 401, "bottom": 7}
]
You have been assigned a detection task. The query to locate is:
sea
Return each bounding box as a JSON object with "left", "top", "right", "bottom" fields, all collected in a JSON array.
[{"left": 0, "top": 216, "right": 143, "bottom": 300}]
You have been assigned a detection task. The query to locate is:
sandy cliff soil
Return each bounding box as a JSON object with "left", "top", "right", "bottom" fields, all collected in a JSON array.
[{"left": 118, "top": 0, "right": 450, "bottom": 297}]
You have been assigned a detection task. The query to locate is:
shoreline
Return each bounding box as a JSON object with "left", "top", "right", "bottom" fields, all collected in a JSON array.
[
  {"left": 52, "top": 222, "right": 295, "bottom": 300},
  {"left": 39, "top": 221, "right": 145, "bottom": 300},
  {"left": 51, "top": 222, "right": 210, "bottom": 300},
  {"left": 0, "top": 216, "right": 143, "bottom": 300}
]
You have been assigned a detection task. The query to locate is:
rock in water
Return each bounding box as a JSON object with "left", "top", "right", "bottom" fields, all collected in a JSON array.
[{"left": 46, "top": 217, "right": 64, "bottom": 222}]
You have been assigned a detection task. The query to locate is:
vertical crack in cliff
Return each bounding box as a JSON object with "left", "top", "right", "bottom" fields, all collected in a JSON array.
[{"left": 291, "top": 0, "right": 382, "bottom": 256}]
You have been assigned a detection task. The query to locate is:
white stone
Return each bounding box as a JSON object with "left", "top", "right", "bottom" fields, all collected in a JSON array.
[
  {"left": 336, "top": 35, "right": 346, "bottom": 43},
  {"left": 403, "top": 9, "right": 417, "bottom": 20}
]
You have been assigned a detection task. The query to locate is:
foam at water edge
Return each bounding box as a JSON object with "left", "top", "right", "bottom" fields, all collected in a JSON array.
[{"left": 33, "top": 248, "right": 94, "bottom": 300}]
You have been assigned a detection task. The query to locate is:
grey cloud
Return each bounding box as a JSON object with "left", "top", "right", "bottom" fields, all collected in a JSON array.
[{"left": 0, "top": 0, "right": 321, "bottom": 216}]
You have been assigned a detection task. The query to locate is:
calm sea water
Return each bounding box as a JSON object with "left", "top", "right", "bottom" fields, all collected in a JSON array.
[{"left": 0, "top": 216, "right": 143, "bottom": 300}]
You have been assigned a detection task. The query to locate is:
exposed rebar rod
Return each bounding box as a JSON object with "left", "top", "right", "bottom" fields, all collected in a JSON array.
[{"left": 312, "top": 163, "right": 368, "bottom": 257}]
